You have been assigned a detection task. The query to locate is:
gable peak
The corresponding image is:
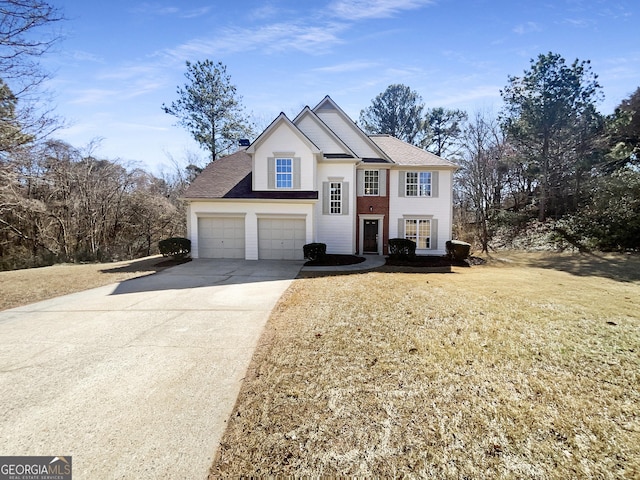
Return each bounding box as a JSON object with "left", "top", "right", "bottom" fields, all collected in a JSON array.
[{"left": 313, "top": 95, "right": 339, "bottom": 112}]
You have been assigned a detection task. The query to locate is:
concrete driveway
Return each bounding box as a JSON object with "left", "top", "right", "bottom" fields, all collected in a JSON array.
[{"left": 0, "top": 259, "right": 303, "bottom": 479}]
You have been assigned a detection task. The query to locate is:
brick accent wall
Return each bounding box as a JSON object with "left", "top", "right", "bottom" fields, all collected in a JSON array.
[{"left": 356, "top": 173, "right": 390, "bottom": 254}]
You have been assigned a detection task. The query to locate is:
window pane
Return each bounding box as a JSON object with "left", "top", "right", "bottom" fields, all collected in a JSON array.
[
  {"left": 330, "top": 182, "right": 342, "bottom": 214},
  {"left": 275, "top": 158, "right": 292, "bottom": 188},
  {"left": 404, "top": 219, "right": 431, "bottom": 249},
  {"left": 406, "top": 172, "right": 418, "bottom": 196},
  {"left": 364, "top": 170, "right": 379, "bottom": 195},
  {"left": 418, "top": 220, "right": 430, "bottom": 237},
  {"left": 405, "top": 219, "right": 417, "bottom": 235},
  {"left": 419, "top": 172, "right": 431, "bottom": 196}
]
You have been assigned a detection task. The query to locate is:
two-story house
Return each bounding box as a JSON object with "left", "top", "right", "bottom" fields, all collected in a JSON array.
[{"left": 183, "top": 96, "right": 458, "bottom": 260}]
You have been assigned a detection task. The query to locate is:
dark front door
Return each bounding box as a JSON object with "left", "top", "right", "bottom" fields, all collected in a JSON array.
[{"left": 363, "top": 220, "right": 378, "bottom": 253}]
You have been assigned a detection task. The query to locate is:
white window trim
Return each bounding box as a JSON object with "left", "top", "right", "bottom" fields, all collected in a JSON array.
[
  {"left": 364, "top": 170, "right": 379, "bottom": 196},
  {"left": 329, "top": 181, "right": 342, "bottom": 214},
  {"left": 275, "top": 157, "right": 293, "bottom": 189},
  {"left": 404, "top": 218, "right": 431, "bottom": 249},
  {"left": 405, "top": 171, "right": 432, "bottom": 197},
  {"left": 267, "top": 156, "right": 301, "bottom": 190}
]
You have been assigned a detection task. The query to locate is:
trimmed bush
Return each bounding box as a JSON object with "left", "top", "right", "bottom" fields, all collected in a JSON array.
[
  {"left": 388, "top": 238, "right": 416, "bottom": 258},
  {"left": 158, "top": 237, "right": 191, "bottom": 259},
  {"left": 303, "top": 243, "right": 327, "bottom": 261},
  {"left": 446, "top": 240, "right": 471, "bottom": 261}
]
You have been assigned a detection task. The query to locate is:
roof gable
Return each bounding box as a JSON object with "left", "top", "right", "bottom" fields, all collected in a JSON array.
[
  {"left": 311, "top": 96, "right": 389, "bottom": 161},
  {"left": 293, "top": 107, "right": 357, "bottom": 158},
  {"left": 246, "top": 112, "right": 320, "bottom": 155}
]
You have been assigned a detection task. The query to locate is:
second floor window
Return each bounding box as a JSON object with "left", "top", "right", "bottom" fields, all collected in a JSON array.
[
  {"left": 275, "top": 158, "right": 292, "bottom": 188},
  {"left": 406, "top": 172, "right": 432, "bottom": 197},
  {"left": 330, "top": 182, "right": 342, "bottom": 214},
  {"left": 364, "top": 170, "right": 379, "bottom": 195}
]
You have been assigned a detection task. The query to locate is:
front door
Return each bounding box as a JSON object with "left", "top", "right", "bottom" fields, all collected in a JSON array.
[{"left": 363, "top": 220, "right": 378, "bottom": 253}]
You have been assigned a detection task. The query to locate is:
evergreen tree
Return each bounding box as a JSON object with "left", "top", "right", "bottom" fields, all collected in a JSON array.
[
  {"left": 163, "top": 60, "right": 254, "bottom": 162},
  {"left": 359, "top": 84, "right": 424, "bottom": 145},
  {"left": 501, "top": 52, "right": 603, "bottom": 220}
]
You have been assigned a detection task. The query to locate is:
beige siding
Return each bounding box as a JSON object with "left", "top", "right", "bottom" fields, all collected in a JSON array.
[
  {"left": 315, "top": 162, "right": 356, "bottom": 254},
  {"left": 253, "top": 123, "right": 316, "bottom": 191},
  {"left": 388, "top": 169, "right": 453, "bottom": 255},
  {"left": 296, "top": 115, "right": 347, "bottom": 154},
  {"left": 315, "top": 111, "right": 380, "bottom": 159}
]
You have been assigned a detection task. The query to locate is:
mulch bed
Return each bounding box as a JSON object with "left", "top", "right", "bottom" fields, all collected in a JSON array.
[
  {"left": 304, "top": 255, "right": 366, "bottom": 266},
  {"left": 304, "top": 254, "right": 486, "bottom": 268}
]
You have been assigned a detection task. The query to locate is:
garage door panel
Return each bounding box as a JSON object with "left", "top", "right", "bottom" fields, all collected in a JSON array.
[
  {"left": 258, "top": 218, "right": 305, "bottom": 260},
  {"left": 198, "top": 217, "right": 245, "bottom": 258}
]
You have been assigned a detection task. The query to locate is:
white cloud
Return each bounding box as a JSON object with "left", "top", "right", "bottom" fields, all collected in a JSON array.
[
  {"left": 111, "top": 121, "right": 168, "bottom": 132},
  {"left": 67, "top": 78, "right": 165, "bottom": 105},
  {"left": 180, "top": 7, "right": 213, "bottom": 19},
  {"left": 562, "top": 17, "right": 592, "bottom": 28},
  {"left": 249, "top": 4, "right": 280, "bottom": 21},
  {"left": 429, "top": 85, "right": 502, "bottom": 108},
  {"left": 328, "top": 0, "right": 435, "bottom": 20},
  {"left": 132, "top": 3, "right": 212, "bottom": 18},
  {"left": 69, "top": 88, "right": 118, "bottom": 105},
  {"left": 513, "top": 21, "right": 542, "bottom": 35},
  {"left": 597, "top": 55, "right": 640, "bottom": 81},
  {"left": 97, "top": 65, "right": 155, "bottom": 81},
  {"left": 162, "top": 22, "right": 346, "bottom": 60},
  {"left": 122, "top": 81, "right": 165, "bottom": 99},
  {"left": 313, "top": 61, "right": 379, "bottom": 73},
  {"left": 71, "top": 50, "right": 104, "bottom": 63}
]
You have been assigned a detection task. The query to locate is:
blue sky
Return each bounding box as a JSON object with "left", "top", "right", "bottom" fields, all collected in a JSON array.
[{"left": 43, "top": 0, "right": 639, "bottom": 172}]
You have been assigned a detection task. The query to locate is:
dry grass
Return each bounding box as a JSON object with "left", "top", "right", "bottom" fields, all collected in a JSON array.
[
  {"left": 211, "top": 252, "right": 640, "bottom": 479},
  {"left": 0, "top": 256, "right": 171, "bottom": 310}
]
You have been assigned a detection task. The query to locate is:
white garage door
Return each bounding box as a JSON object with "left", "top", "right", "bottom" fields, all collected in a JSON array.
[
  {"left": 258, "top": 218, "right": 306, "bottom": 260},
  {"left": 198, "top": 217, "right": 245, "bottom": 258}
]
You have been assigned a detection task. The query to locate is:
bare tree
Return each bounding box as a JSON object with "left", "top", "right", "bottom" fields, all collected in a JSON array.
[
  {"left": 457, "top": 111, "right": 507, "bottom": 252},
  {"left": 0, "top": 0, "right": 63, "bottom": 92},
  {"left": 0, "top": 1, "right": 64, "bottom": 151}
]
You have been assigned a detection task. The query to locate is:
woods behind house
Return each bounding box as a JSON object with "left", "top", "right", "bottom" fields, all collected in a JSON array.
[{"left": 359, "top": 55, "right": 639, "bottom": 254}]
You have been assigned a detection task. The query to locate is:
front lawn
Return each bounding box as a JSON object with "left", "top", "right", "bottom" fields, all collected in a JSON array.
[
  {"left": 211, "top": 252, "right": 640, "bottom": 478},
  {"left": 0, "top": 256, "right": 172, "bottom": 310}
]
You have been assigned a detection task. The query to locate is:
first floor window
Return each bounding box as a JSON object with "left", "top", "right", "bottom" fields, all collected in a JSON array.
[
  {"left": 276, "top": 158, "right": 292, "bottom": 188},
  {"left": 405, "top": 219, "right": 431, "bottom": 249},
  {"left": 406, "top": 171, "right": 432, "bottom": 197},
  {"left": 330, "top": 182, "right": 342, "bottom": 214}
]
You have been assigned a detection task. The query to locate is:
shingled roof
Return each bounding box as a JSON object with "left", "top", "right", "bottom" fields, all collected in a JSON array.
[
  {"left": 183, "top": 149, "right": 318, "bottom": 200},
  {"left": 183, "top": 150, "right": 252, "bottom": 199},
  {"left": 369, "top": 135, "right": 458, "bottom": 168},
  {"left": 184, "top": 133, "right": 457, "bottom": 200}
]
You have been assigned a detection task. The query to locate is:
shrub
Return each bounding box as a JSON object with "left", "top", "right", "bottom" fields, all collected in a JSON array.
[
  {"left": 303, "top": 243, "right": 327, "bottom": 261},
  {"left": 158, "top": 237, "right": 191, "bottom": 259},
  {"left": 388, "top": 238, "right": 416, "bottom": 258},
  {"left": 446, "top": 240, "right": 471, "bottom": 260}
]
